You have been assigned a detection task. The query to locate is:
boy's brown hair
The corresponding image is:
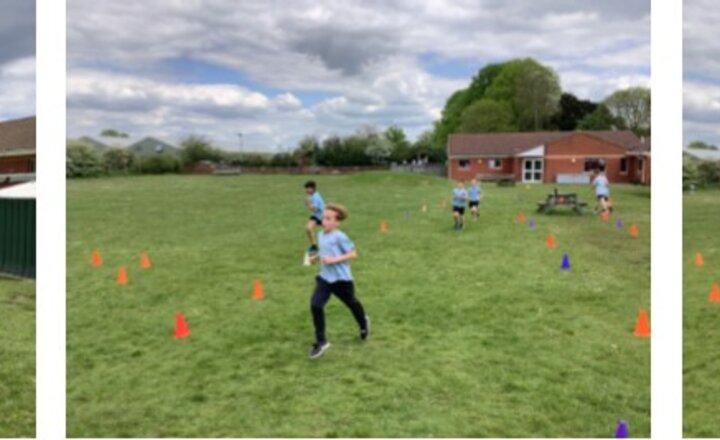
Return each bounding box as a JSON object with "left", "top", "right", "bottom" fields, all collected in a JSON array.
[{"left": 326, "top": 203, "right": 348, "bottom": 221}]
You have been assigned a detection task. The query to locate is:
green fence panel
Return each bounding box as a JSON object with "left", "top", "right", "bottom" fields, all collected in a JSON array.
[{"left": 0, "top": 198, "right": 36, "bottom": 278}]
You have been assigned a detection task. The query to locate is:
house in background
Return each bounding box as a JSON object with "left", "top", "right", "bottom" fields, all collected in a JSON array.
[
  {"left": 76, "top": 135, "right": 179, "bottom": 157},
  {"left": 447, "top": 130, "right": 651, "bottom": 185},
  {"left": 0, "top": 116, "right": 36, "bottom": 187}
]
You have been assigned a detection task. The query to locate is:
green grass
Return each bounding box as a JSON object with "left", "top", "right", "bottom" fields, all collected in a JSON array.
[
  {"left": 684, "top": 190, "right": 720, "bottom": 437},
  {"left": 67, "top": 172, "right": 650, "bottom": 437},
  {"left": 0, "top": 278, "right": 35, "bottom": 437}
]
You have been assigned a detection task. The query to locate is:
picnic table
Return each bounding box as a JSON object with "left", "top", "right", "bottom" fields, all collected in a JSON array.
[{"left": 536, "top": 188, "right": 588, "bottom": 214}]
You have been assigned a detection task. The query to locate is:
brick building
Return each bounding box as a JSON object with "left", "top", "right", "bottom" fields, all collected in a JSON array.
[
  {"left": 0, "top": 116, "right": 36, "bottom": 187},
  {"left": 447, "top": 130, "right": 650, "bottom": 185}
]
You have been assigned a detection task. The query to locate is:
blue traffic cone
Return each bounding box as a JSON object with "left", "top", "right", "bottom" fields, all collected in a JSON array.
[
  {"left": 616, "top": 219, "right": 623, "bottom": 230},
  {"left": 561, "top": 253, "right": 570, "bottom": 270},
  {"left": 614, "top": 420, "right": 628, "bottom": 438}
]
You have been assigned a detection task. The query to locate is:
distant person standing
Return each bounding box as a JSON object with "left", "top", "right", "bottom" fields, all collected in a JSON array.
[
  {"left": 468, "top": 178, "right": 482, "bottom": 221},
  {"left": 452, "top": 181, "right": 468, "bottom": 231},
  {"left": 304, "top": 180, "right": 325, "bottom": 256},
  {"left": 591, "top": 169, "right": 611, "bottom": 214}
]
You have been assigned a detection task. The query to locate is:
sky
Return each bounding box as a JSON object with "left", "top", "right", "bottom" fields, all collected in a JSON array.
[
  {"left": 67, "top": 0, "right": 650, "bottom": 152},
  {"left": 0, "top": 0, "right": 35, "bottom": 121},
  {"left": 684, "top": 0, "right": 720, "bottom": 147}
]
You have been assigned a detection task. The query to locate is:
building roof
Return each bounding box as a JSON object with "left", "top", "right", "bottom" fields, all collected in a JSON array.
[
  {"left": 129, "top": 136, "right": 179, "bottom": 155},
  {"left": 0, "top": 116, "right": 36, "bottom": 157},
  {"left": 683, "top": 147, "right": 720, "bottom": 161},
  {"left": 448, "top": 130, "right": 650, "bottom": 157},
  {"left": 0, "top": 180, "right": 35, "bottom": 199}
]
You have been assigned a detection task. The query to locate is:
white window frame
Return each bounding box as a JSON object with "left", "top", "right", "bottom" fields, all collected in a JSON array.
[
  {"left": 489, "top": 159, "right": 503, "bottom": 169},
  {"left": 522, "top": 158, "right": 543, "bottom": 183}
]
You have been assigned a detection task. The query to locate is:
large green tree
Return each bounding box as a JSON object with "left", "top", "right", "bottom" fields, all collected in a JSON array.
[
  {"left": 458, "top": 99, "right": 517, "bottom": 133},
  {"left": 577, "top": 104, "right": 627, "bottom": 131},
  {"left": 550, "top": 93, "right": 598, "bottom": 131},
  {"left": 603, "top": 87, "right": 651, "bottom": 135}
]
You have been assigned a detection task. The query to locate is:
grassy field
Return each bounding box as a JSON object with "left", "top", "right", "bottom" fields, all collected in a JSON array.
[
  {"left": 684, "top": 190, "right": 720, "bottom": 437},
  {"left": 67, "top": 172, "right": 650, "bottom": 437},
  {"left": 0, "top": 278, "right": 35, "bottom": 437}
]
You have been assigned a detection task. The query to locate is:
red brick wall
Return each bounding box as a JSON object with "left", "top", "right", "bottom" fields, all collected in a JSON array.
[
  {"left": 544, "top": 134, "right": 633, "bottom": 184},
  {"left": 0, "top": 155, "right": 35, "bottom": 173},
  {"left": 448, "top": 157, "right": 513, "bottom": 181}
]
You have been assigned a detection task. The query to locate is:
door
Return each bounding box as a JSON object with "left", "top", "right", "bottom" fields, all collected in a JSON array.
[{"left": 522, "top": 158, "right": 543, "bottom": 183}]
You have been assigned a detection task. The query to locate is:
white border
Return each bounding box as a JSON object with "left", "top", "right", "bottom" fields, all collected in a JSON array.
[
  {"left": 36, "top": 0, "right": 66, "bottom": 437},
  {"left": 652, "top": 0, "right": 682, "bottom": 437}
]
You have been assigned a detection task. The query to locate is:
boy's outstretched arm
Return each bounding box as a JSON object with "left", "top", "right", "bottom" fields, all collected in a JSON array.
[{"left": 321, "top": 250, "right": 357, "bottom": 265}]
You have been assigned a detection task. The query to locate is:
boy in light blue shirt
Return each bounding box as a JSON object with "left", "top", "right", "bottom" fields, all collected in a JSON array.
[
  {"left": 304, "top": 180, "right": 325, "bottom": 256},
  {"left": 451, "top": 181, "right": 468, "bottom": 231},
  {"left": 308, "top": 203, "right": 369, "bottom": 359},
  {"left": 468, "top": 178, "right": 482, "bottom": 221},
  {"left": 591, "top": 170, "right": 611, "bottom": 214}
]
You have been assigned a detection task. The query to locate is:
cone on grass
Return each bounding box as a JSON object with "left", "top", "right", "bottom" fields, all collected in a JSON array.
[
  {"left": 116, "top": 267, "right": 128, "bottom": 285},
  {"left": 174, "top": 312, "right": 190, "bottom": 339},
  {"left": 695, "top": 252, "right": 705, "bottom": 267},
  {"left": 140, "top": 252, "right": 152, "bottom": 269},
  {"left": 517, "top": 212, "right": 526, "bottom": 224},
  {"left": 616, "top": 219, "right": 623, "bottom": 230},
  {"left": 253, "top": 279, "right": 264, "bottom": 300},
  {"left": 546, "top": 233, "right": 556, "bottom": 249},
  {"left": 561, "top": 253, "right": 570, "bottom": 270},
  {"left": 614, "top": 420, "right": 628, "bottom": 438},
  {"left": 629, "top": 224, "right": 638, "bottom": 238},
  {"left": 601, "top": 210, "right": 609, "bottom": 222},
  {"left": 528, "top": 218, "right": 536, "bottom": 230},
  {"left": 633, "top": 309, "right": 650, "bottom": 337},
  {"left": 380, "top": 220, "right": 388, "bottom": 234},
  {"left": 709, "top": 283, "right": 720, "bottom": 303},
  {"left": 91, "top": 250, "right": 102, "bottom": 267}
]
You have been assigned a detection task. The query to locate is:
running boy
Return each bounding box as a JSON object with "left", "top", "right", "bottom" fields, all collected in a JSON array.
[
  {"left": 468, "top": 178, "right": 481, "bottom": 221},
  {"left": 452, "top": 180, "right": 468, "bottom": 230},
  {"left": 591, "top": 169, "right": 611, "bottom": 214},
  {"left": 308, "top": 203, "right": 369, "bottom": 359},
  {"left": 304, "top": 180, "right": 325, "bottom": 256}
]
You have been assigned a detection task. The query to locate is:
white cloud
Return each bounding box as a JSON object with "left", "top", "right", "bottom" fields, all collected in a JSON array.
[{"left": 0, "top": 57, "right": 36, "bottom": 119}]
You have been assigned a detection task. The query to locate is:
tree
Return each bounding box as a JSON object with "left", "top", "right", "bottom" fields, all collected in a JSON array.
[
  {"left": 577, "top": 104, "right": 627, "bottom": 131},
  {"left": 603, "top": 87, "right": 651, "bottom": 135},
  {"left": 412, "top": 130, "right": 446, "bottom": 163},
  {"left": 293, "top": 135, "right": 320, "bottom": 167},
  {"left": 485, "top": 58, "right": 561, "bottom": 130},
  {"left": 550, "top": 93, "right": 598, "bottom": 131},
  {"left": 384, "top": 126, "right": 412, "bottom": 162},
  {"left": 688, "top": 140, "right": 718, "bottom": 150},
  {"left": 458, "top": 99, "right": 517, "bottom": 133},
  {"left": 66, "top": 140, "right": 104, "bottom": 177},
  {"left": 103, "top": 148, "right": 135, "bottom": 173},
  {"left": 179, "top": 136, "right": 222, "bottom": 167},
  {"left": 100, "top": 128, "right": 129, "bottom": 138},
  {"left": 365, "top": 137, "right": 393, "bottom": 165}
]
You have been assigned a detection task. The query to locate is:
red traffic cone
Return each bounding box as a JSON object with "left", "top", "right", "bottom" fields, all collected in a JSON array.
[
  {"left": 140, "top": 252, "right": 152, "bottom": 269},
  {"left": 253, "top": 279, "right": 264, "bottom": 300},
  {"left": 117, "top": 267, "right": 128, "bottom": 285},
  {"left": 709, "top": 283, "right": 720, "bottom": 303},
  {"left": 91, "top": 250, "right": 102, "bottom": 267},
  {"left": 695, "top": 252, "right": 705, "bottom": 267},
  {"left": 633, "top": 309, "right": 650, "bottom": 337},
  {"left": 174, "top": 312, "right": 190, "bottom": 339}
]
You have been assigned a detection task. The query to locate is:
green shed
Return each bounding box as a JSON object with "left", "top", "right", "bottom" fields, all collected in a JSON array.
[{"left": 0, "top": 181, "right": 35, "bottom": 279}]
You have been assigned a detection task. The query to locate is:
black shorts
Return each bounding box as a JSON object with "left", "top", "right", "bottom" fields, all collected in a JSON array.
[
  {"left": 452, "top": 206, "right": 465, "bottom": 215},
  {"left": 469, "top": 201, "right": 479, "bottom": 208},
  {"left": 309, "top": 215, "right": 322, "bottom": 225},
  {"left": 596, "top": 195, "right": 609, "bottom": 202}
]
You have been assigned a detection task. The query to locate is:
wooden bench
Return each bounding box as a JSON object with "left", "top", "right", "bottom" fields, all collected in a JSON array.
[
  {"left": 476, "top": 173, "right": 516, "bottom": 187},
  {"left": 537, "top": 189, "right": 588, "bottom": 214}
]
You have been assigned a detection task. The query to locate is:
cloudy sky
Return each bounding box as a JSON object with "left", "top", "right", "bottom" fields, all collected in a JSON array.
[
  {"left": 67, "top": 0, "right": 649, "bottom": 152},
  {"left": 684, "top": 0, "right": 720, "bottom": 147},
  {"left": 0, "top": 0, "right": 35, "bottom": 121}
]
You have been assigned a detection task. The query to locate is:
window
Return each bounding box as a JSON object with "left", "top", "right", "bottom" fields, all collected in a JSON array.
[
  {"left": 620, "top": 158, "right": 628, "bottom": 174},
  {"left": 459, "top": 159, "right": 471, "bottom": 170},
  {"left": 489, "top": 159, "right": 502, "bottom": 169},
  {"left": 584, "top": 158, "right": 606, "bottom": 172}
]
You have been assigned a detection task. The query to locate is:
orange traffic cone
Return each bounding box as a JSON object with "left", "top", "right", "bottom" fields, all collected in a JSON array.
[
  {"left": 117, "top": 267, "right": 128, "bottom": 285},
  {"left": 709, "top": 283, "right": 720, "bottom": 303},
  {"left": 601, "top": 210, "right": 609, "bottom": 222},
  {"left": 91, "top": 250, "right": 102, "bottom": 267},
  {"left": 380, "top": 221, "right": 388, "bottom": 234},
  {"left": 518, "top": 212, "right": 526, "bottom": 224},
  {"left": 140, "top": 252, "right": 152, "bottom": 269},
  {"left": 253, "top": 279, "right": 264, "bottom": 300},
  {"left": 633, "top": 309, "right": 650, "bottom": 337},
  {"left": 546, "top": 233, "right": 556, "bottom": 249},
  {"left": 695, "top": 252, "right": 705, "bottom": 267},
  {"left": 629, "top": 224, "right": 638, "bottom": 238},
  {"left": 174, "top": 312, "right": 190, "bottom": 339}
]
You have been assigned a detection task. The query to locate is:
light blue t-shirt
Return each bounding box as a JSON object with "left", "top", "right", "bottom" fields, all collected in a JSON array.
[
  {"left": 308, "top": 192, "right": 325, "bottom": 219},
  {"left": 468, "top": 184, "right": 481, "bottom": 202},
  {"left": 452, "top": 188, "right": 467, "bottom": 207},
  {"left": 317, "top": 229, "right": 355, "bottom": 282},
  {"left": 593, "top": 175, "right": 610, "bottom": 196}
]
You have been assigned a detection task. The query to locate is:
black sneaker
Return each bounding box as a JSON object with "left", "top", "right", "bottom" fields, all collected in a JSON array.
[
  {"left": 360, "top": 315, "right": 371, "bottom": 341},
  {"left": 307, "top": 244, "right": 319, "bottom": 256},
  {"left": 309, "top": 341, "right": 330, "bottom": 359}
]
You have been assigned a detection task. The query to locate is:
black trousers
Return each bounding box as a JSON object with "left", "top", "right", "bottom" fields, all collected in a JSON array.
[{"left": 310, "top": 276, "right": 367, "bottom": 343}]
